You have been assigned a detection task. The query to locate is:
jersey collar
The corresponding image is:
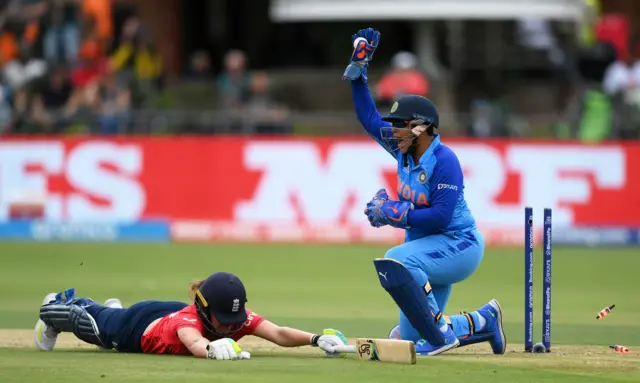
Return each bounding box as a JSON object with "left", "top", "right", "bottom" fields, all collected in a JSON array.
[{"left": 407, "top": 134, "right": 441, "bottom": 169}]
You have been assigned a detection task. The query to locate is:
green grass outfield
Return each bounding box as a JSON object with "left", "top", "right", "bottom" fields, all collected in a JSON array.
[{"left": 0, "top": 242, "right": 639, "bottom": 382}]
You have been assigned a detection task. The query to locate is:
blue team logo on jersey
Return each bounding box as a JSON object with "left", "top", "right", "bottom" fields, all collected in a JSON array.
[{"left": 418, "top": 171, "right": 427, "bottom": 184}]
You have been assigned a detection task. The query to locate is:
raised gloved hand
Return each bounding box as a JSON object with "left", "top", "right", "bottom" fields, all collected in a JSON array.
[
  {"left": 311, "top": 328, "right": 348, "bottom": 358},
  {"left": 342, "top": 28, "right": 380, "bottom": 82},
  {"left": 206, "top": 338, "right": 250, "bottom": 360},
  {"left": 365, "top": 188, "right": 414, "bottom": 229}
]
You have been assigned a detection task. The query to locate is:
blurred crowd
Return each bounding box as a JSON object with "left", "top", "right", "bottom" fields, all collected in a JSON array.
[
  {"left": 0, "top": 0, "right": 163, "bottom": 135},
  {"left": 558, "top": 8, "right": 640, "bottom": 141},
  {"left": 185, "top": 49, "right": 292, "bottom": 135},
  {"left": 0, "top": 0, "right": 293, "bottom": 136},
  {"left": 0, "top": 0, "right": 638, "bottom": 141}
]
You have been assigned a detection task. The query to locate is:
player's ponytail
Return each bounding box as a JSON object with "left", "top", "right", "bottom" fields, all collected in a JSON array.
[{"left": 188, "top": 279, "right": 205, "bottom": 302}]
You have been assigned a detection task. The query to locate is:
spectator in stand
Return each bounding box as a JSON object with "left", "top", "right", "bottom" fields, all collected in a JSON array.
[
  {"left": 602, "top": 41, "right": 640, "bottom": 97},
  {"left": 69, "top": 38, "right": 109, "bottom": 131},
  {"left": 375, "top": 51, "right": 430, "bottom": 110},
  {"left": 0, "top": 85, "right": 13, "bottom": 133},
  {"left": 30, "top": 65, "right": 80, "bottom": 132},
  {"left": 94, "top": 71, "right": 130, "bottom": 134},
  {"left": 245, "top": 70, "right": 291, "bottom": 135},
  {"left": 70, "top": 39, "right": 107, "bottom": 92},
  {"left": 2, "top": 44, "right": 47, "bottom": 91},
  {"left": 217, "top": 49, "right": 250, "bottom": 108},
  {"left": 110, "top": 17, "right": 163, "bottom": 108},
  {"left": 187, "top": 50, "right": 213, "bottom": 80},
  {"left": 595, "top": 13, "right": 629, "bottom": 65},
  {"left": 2, "top": 44, "right": 46, "bottom": 133},
  {"left": 42, "top": 0, "right": 82, "bottom": 65},
  {"left": 216, "top": 49, "right": 251, "bottom": 132},
  {"left": 0, "top": 1, "right": 47, "bottom": 68},
  {"left": 80, "top": 0, "right": 112, "bottom": 52},
  {"left": 602, "top": 42, "right": 640, "bottom": 139},
  {"left": 0, "top": 21, "right": 21, "bottom": 70},
  {"left": 182, "top": 50, "right": 215, "bottom": 116}
]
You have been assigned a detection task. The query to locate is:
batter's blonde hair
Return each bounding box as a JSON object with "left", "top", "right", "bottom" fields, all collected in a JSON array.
[{"left": 188, "top": 279, "right": 205, "bottom": 301}]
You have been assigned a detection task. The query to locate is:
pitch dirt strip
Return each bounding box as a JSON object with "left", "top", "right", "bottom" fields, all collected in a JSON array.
[
  {"left": 2, "top": 329, "right": 638, "bottom": 371},
  {"left": 2, "top": 330, "right": 323, "bottom": 353}
]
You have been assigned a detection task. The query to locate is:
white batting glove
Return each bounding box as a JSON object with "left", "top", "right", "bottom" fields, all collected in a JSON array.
[
  {"left": 206, "top": 338, "right": 247, "bottom": 360},
  {"left": 312, "top": 329, "right": 348, "bottom": 358}
]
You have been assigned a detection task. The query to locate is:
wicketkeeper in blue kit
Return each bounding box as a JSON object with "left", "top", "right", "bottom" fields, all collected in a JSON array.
[{"left": 343, "top": 28, "right": 506, "bottom": 356}]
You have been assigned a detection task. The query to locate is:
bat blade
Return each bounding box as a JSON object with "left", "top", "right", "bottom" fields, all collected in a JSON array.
[{"left": 353, "top": 338, "right": 416, "bottom": 364}]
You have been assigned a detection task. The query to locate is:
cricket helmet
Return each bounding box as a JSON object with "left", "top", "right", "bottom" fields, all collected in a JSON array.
[
  {"left": 380, "top": 95, "right": 439, "bottom": 153},
  {"left": 195, "top": 272, "right": 248, "bottom": 336},
  {"left": 381, "top": 95, "right": 439, "bottom": 128}
]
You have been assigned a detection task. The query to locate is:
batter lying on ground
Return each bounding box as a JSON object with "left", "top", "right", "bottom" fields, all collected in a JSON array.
[{"left": 34, "top": 271, "right": 347, "bottom": 360}]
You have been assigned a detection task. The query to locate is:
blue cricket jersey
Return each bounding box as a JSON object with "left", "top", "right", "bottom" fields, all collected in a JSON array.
[{"left": 351, "top": 79, "right": 477, "bottom": 242}]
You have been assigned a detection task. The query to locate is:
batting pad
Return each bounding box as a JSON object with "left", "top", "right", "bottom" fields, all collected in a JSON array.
[
  {"left": 40, "top": 304, "right": 105, "bottom": 347},
  {"left": 457, "top": 332, "right": 494, "bottom": 347},
  {"left": 374, "top": 258, "right": 445, "bottom": 346}
]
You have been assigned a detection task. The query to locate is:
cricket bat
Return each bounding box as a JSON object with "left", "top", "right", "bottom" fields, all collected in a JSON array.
[{"left": 333, "top": 339, "right": 416, "bottom": 365}]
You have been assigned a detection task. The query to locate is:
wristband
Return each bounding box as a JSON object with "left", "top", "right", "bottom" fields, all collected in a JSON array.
[
  {"left": 310, "top": 334, "right": 320, "bottom": 346},
  {"left": 206, "top": 344, "right": 215, "bottom": 359}
]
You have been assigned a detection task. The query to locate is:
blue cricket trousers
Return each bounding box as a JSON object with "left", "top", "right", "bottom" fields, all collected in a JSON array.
[
  {"left": 85, "top": 300, "right": 188, "bottom": 352},
  {"left": 384, "top": 228, "right": 485, "bottom": 341}
]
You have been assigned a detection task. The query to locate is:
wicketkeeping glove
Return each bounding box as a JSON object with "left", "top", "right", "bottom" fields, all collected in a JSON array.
[
  {"left": 365, "top": 188, "right": 414, "bottom": 229},
  {"left": 342, "top": 28, "right": 380, "bottom": 82}
]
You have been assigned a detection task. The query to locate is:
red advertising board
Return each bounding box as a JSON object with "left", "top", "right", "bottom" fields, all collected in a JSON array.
[{"left": 1, "top": 136, "right": 638, "bottom": 243}]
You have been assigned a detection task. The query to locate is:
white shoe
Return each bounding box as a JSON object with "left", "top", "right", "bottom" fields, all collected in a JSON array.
[
  {"left": 34, "top": 293, "right": 59, "bottom": 351},
  {"left": 388, "top": 324, "right": 401, "bottom": 340},
  {"left": 104, "top": 298, "right": 123, "bottom": 309}
]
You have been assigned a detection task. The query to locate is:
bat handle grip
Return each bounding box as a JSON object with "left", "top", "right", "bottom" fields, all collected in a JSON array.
[{"left": 333, "top": 345, "right": 357, "bottom": 353}]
